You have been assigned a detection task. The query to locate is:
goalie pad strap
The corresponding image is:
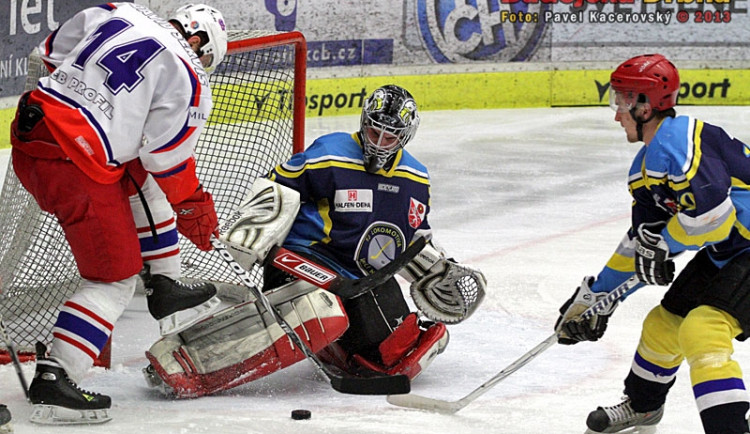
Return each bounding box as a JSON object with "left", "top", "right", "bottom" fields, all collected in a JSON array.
[
  {"left": 219, "top": 178, "right": 301, "bottom": 269},
  {"left": 145, "top": 282, "right": 348, "bottom": 398}
]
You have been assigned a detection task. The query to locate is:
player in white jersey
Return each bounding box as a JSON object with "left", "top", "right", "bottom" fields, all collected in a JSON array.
[{"left": 8, "top": 3, "right": 227, "bottom": 425}]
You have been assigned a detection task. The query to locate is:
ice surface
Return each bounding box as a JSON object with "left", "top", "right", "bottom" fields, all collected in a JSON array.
[{"left": 2, "top": 106, "right": 749, "bottom": 433}]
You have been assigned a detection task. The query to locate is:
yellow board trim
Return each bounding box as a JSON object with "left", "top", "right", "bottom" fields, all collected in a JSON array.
[{"left": 4, "top": 68, "right": 750, "bottom": 149}]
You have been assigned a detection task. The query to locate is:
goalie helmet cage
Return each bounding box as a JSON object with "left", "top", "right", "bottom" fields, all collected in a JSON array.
[{"left": 0, "top": 30, "right": 307, "bottom": 368}]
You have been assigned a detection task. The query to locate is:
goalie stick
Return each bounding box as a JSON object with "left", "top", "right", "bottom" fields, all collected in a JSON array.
[
  {"left": 211, "top": 236, "right": 411, "bottom": 395},
  {"left": 0, "top": 313, "right": 30, "bottom": 401},
  {"left": 268, "top": 236, "right": 427, "bottom": 299},
  {"left": 386, "top": 275, "right": 640, "bottom": 413}
]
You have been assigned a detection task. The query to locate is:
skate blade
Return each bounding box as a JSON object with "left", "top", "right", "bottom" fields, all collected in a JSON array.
[
  {"left": 29, "top": 404, "right": 111, "bottom": 425},
  {"left": 142, "top": 364, "right": 176, "bottom": 397},
  {"left": 159, "top": 295, "right": 222, "bottom": 336},
  {"left": 584, "top": 425, "right": 657, "bottom": 434}
]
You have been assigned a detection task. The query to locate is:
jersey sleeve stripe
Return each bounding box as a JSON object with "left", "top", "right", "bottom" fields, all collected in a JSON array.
[{"left": 151, "top": 161, "right": 189, "bottom": 178}]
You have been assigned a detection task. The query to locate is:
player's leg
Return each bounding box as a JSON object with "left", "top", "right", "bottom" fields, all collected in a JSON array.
[
  {"left": 126, "top": 162, "right": 219, "bottom": 335},
  {"left": 682, "top": 251, "right": 750, "bottom": 434},
  {"left": 680, "top": 306, "right": 748, "bottom": 434},
  {"left": 585, "top": 250, "right": 718, "bottom": 434},
  {"left": 12, "top": 153, "right": 142, "bottom": 424}
]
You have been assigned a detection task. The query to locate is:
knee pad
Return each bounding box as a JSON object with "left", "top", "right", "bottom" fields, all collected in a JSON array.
[{"left": 678, "top": 306, "right": 742, "bottom": 382}]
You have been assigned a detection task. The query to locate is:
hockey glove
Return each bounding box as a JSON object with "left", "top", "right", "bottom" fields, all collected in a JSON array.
[
  {"left": 634, "top": 222, "right": 674, "bottom": 286},
  {"left": 172, "top": 185, "right": 219, "bottom": 251},
  {"left": 555, "top": 276, "right": 618, "bottom": 345}
]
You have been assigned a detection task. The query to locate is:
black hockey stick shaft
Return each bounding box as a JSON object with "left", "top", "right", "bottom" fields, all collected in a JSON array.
[
  {"left": 211, "top": 236, "right": 410, "bottom": 395},
  {"left": 268, "top": 236, "right": 427, "bottom": 299},
  {"left": 0, "top": 314, "right": 30, "bottom": 401},
  {"left": 386, "top": 275, "right": 640, "bottom": 413}
]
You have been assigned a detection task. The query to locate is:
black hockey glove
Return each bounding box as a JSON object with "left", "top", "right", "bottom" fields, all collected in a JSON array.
[
  {"left": 555, "top": 276, "right": 617, "bottom": 345},
  {"left": 634, "top": 222, "right": 674, "bottom": 286}
]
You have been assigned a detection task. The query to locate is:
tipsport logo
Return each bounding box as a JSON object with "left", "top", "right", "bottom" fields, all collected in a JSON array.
[{"left": 416, "top": 0, "right": 550, "bottom": 63}]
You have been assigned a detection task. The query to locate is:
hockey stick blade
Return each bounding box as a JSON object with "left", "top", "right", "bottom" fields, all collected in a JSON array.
[
  {"left": 387, "top": 275, "right": 640, "bottom": 413},
  {"left": 269, "top": 236, "right": 427, "bottom": 299},
  {"left": 327, "top": 363, "right": 411, "bottom": 395},
  {"left": 212, "top": 237, "right": 410, "bottom": 395}
]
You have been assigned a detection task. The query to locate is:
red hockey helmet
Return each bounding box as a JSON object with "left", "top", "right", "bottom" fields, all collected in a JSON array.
[{"left": 609, "top": 54, "right": 680, "bottom": 113}]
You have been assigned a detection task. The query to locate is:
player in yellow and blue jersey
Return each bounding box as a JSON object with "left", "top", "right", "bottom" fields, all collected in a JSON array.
[{"left": 555, "top": 54, "right": 750, "bottom": 434}]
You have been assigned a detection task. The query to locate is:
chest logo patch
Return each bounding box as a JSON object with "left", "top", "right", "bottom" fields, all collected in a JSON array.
[
  {"left": 355, "top": 222, "right": 406, "bottom": 275},
  {"left": 334, "top": 189, "right": 373, "bottom": 212}
]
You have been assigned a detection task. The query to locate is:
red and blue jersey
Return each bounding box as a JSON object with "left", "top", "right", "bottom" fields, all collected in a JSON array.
[{"left": 32, "top": 2, "right": 210, "bottom": 203}]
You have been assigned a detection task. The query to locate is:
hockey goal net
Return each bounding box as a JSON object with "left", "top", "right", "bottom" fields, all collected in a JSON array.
[{"left": 0, "top": 30, "right": 307, "bottom": 367}]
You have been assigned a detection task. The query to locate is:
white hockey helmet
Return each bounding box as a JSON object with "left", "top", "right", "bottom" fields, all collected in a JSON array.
[{"left": 170, "top": 4, "right": 228, "bottom": 73}]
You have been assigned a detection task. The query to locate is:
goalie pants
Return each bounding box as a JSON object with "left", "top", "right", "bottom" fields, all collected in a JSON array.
[
  {"left": 625, "top": 249, "right": 750, "bottom": 434},
  {"left": 337, "top": 278, "right": 411, "bottom": 363},
  {"left": 264, "top": 264, "right": 410, "bottom": 364}
]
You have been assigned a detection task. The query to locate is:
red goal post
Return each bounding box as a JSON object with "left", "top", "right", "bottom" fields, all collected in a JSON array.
[{"left": 0, "top": 30, "right": 307, "bottom": 368}]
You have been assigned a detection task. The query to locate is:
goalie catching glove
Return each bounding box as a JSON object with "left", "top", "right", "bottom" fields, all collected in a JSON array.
[
  {"left": 555, "top": 276, "right": 618, "bottom": 345},
  {"left": 399, "top": 239, "right": 486, "bottom": 324}
]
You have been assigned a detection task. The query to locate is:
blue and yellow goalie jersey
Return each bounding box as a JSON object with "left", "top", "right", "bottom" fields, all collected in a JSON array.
[{"left": 268, "top": 132, "right": 432, "bottom": 279}]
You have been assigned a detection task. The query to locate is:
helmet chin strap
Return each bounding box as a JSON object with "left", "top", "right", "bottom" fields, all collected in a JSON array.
[{"left": 629, "top": 106, "right": 656, "bottom": 142}]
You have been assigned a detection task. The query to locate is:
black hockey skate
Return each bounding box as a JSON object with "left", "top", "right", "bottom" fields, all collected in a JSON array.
[
  {"left": 28, "top": 343, "right": 111, "bottom": 425},
  {"left": 0, "top": 404, "right": 11, "bottom": 433},
  {"left": 140, "top": 265, "right": 221, "bottom": 335},
  {"left": 585, "top": 396, "right": 663, "bottom": 433}
]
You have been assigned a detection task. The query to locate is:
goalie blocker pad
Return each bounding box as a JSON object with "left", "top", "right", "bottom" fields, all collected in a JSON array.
[
  {"left": 144, "top": 281, "right": 348, "bottom": 398},
  {"left": 219, "top": 178, "right": 301, "bottom": 269}
]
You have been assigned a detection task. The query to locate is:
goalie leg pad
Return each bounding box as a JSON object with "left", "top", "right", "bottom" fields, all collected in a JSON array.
[
  {"left": 350, "top": 313, "right": 449, "bottom": 380},
  {"left": 145, "top": 282, "right": 348, "bottom": 398}
]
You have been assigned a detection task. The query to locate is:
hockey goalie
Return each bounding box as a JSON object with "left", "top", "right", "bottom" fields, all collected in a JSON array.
[{"left": 144, "top": 85, "right": 487, "bottom": 398}]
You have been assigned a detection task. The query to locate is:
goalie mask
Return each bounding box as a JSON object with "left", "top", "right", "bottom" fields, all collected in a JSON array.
[
  {"left": 170, "top": 4, "right": 228, "bottom": 73},
  {"left": 360, "top": 85, "right": 420, "bottom": 173}
]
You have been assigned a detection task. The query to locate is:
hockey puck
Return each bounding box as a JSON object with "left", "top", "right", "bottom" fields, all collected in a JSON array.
[{"left": 291, "top": 409, "right": 311, "bottom": 420}]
